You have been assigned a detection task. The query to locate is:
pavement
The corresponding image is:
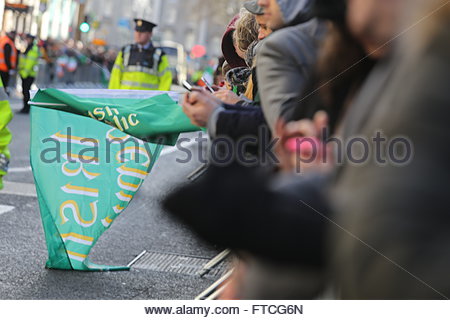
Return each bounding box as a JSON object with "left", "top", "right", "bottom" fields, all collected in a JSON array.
[{"left": 0, "top": 89, "right": 221, "bottom": 300}]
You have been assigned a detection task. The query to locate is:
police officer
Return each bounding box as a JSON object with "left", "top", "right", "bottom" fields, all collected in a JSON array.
[
  {"left": 109, "top": 19, "right": 172, "bottom": 91},
  {"left": 18, "top": 34, "right": 40, "bottom": 114}
]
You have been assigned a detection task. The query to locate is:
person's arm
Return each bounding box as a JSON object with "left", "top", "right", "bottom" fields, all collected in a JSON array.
[
  {"left": 182, "top": 91, "right": 269, "bottom": 141},
  {"left": 222, "top": 102, "right": 261, "bottom": 111},
  {"left": 157, "top": 54, "right": 172, "bottom": 91},
  {"left": 108, "top": 51, "right": 123, "bottom": 89},
  {"left": 4, "top": 44, "right": 12, "bottom": 71},
  {"left": 257, "top": 22, "right": 323, "bottom": 133},
  {"left": 214, "top": 106, "right": 269, "bottom": 141},
  {"left": 163, "top": 165, "right": 329, "bottom": 267}
]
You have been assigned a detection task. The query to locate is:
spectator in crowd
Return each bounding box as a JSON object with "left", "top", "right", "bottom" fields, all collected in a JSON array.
[
  {"left": 43, "top": 39, "right": 58, "bottom": 85},
  {"left": 167, "top": 0, "right": 450, "bottom": 299},
  {"left": 330, "top": 0, "right": 450, "bottom": 299},
  {"left": 182, "top": 0, "right": 322, "bottom": 152},
  {"left": 56, "top": 48, "right": 79, "bottom": 85},
  {"left": 221, "top": 15, "right": 248, "bottom": 69},
  {"left": 213, "top": 56, "right": 226, "bottom": 86},
  {"left": 217, "top": 8, "right": 259, "bottom": 99},
  {"left": 256, "top": 0, "right": 324, "bottom": 132},
  {"left": 215, "top": 3, "right": 272, "bottom": 103}
]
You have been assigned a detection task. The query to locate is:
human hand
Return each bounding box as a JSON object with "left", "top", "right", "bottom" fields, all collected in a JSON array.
[
  {"left": 213, "top": 88, "right": 241, "bottom": 105},
  {"left": 275, "top": 111, "right": 333, "bottom": 174},
  {"left": 182, "top": 89, "right": 222, "bottom": 127}
]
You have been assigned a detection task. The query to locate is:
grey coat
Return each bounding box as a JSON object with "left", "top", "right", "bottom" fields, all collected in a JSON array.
[
  {"left": 330, "top": 25, "right": 450, "bottom": 299},
  {"left": 257, "top": 18, "right": 325, "bottom": 132}
]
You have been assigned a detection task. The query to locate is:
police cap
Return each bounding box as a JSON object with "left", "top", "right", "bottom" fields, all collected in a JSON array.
[{"left": 134, "top": 19, "right": 157, "bottom": 32}]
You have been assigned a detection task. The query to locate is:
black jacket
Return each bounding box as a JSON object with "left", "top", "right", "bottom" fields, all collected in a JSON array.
[
  {"left": 216, "top": 103, "right": 268, "bottom": 141},
  {"left": 163, "top": 164, "right": 329, "bottom": 267}
]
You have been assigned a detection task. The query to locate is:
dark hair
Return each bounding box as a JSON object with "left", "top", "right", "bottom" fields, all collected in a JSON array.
[
  {"left": 222, "top": 61, "right": 232, "bottom": 77},
  {"left": 314, "top": 0, "right": 347, "bottom": 23},
  {"left": 289, "top": 22, "right": 376, "bottom": 133}
]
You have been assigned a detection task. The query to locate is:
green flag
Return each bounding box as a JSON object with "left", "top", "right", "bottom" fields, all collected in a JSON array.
[
  {"left": 31, "top": 88, "right": 198, "bottom": 145},
  {"left": 30, "top": 89, "right": 198, "bottom": 271}
]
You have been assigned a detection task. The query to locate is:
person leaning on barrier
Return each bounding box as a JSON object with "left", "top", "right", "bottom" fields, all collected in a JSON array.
[
  {"left": 183, "top": 0, "right": 323, "bottom": 149},
  {"left": 108, "top": 19, "right": 172, "bottom": 91}
]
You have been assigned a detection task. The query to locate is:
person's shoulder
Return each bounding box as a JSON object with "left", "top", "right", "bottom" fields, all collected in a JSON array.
[
  {"left": 267, "top": 19, "right": 324, "bottom": 45},
  {"left": 259, "top": 19, "right": 326, "bottom": 57},
  {"left": 154, "top": 46, "right": 166, "bottom": 56},
  {"left": 121, "top": 44, "right": 136, "bottom": 52}
]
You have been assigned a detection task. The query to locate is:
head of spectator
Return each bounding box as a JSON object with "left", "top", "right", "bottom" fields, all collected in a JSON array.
[
  {"left": 347, "top": 0, "right": 405, "bottom": 58},
  {"left": 280, "top": 0, "right": 406, "bottom": 170},
  {"left": 313, "top": 0, "right": 346, "bottom": 23},
  {"left": 257, "top": 0, "right": 315, "bottom": 31},
  {"left": 133, "top": 19, "right": 156, "bottom": 46},
  {"left": 244, "top": 0, "right": 264, "bottom": 15},
  {"left": 221, "top": 60, "right": 233, "bottom": 89},
  {"left": 221, "top": 15, "right": 248, "bottom": 68},
  {"left": 244, "top": 0, "right": 273, "bottom": 40},
  {"left": 214, "top": 56, "right": 226, "bottom": 86},
  {"left": 233, "top": 9, "right": 259, "bottom": 60},
  {"left": 256, "top": 14, "right": 272, "bottom": 40}
]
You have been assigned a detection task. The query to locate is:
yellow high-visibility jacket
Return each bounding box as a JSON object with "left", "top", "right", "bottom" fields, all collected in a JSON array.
[
  {"left": 109, "top": 43, "right": 172, "bottom": 91},
  {"left": 0, "top": 78, "right": 13, "bottom": 171},
  {"left": 19, "top": 43, "right": 40, "bottom": 79}
]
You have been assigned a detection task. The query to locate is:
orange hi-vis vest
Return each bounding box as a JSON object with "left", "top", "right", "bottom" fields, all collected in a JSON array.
[{"left": 0, "top": 36, "right": 17, "bottom": 72}]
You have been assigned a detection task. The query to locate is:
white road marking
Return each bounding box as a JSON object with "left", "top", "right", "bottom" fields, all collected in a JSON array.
[
  {"left": 0, "top": 205, "right": 14, "bottom": 216},
  {"left": 8, "top": 166, "right": 32, "bottom": 173},
  {"left": 0, "top": 181, "right": 37, "bottom": 198}
]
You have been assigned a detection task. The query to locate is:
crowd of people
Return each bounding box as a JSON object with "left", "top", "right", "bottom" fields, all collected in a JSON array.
[
  {"left": 0, "top": 32, "right": 118, "bottom": 98},
  {"left": 38, "top": 38, "right": 117, "bottom": 86},
  {"left": 163, "top": 0, "right": 450, "bottom": 299}
]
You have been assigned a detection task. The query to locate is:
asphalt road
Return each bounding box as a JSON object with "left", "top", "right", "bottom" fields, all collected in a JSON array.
[{"left": 0, "top": 93, "right": 221, "bottom": 300}]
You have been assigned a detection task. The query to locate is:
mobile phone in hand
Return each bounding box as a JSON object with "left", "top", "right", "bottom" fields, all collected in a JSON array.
[
  {"left": 182, "top": 80, "right": 193, "bottom": 92},
  {"left": 201, "top": 76, "right": 215, "bottom": 93}
]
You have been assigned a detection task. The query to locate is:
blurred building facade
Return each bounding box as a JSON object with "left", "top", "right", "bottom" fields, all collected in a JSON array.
[
  {"left": 1, "top": 0, "right": 244, "bottom": 56},
  {"left": 83, "top": 0, "right": 244, "bottom": 56},
  {"left": 1, "top": 0, "right": 85, "bottom": 39},
  {"left": 1, "top": 0, "right": 42, "bottom": 34}
]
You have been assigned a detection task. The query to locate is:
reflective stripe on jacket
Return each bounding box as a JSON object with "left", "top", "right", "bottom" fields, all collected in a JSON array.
[
  {"left": 0, "top": 77, "right": 13, "bottom": 160},
  {"left": 108, "top": 44, "right": 172, "bottom": 91},
  {"left": 0, "top": 36, "right": 17, "bottom": 72}
]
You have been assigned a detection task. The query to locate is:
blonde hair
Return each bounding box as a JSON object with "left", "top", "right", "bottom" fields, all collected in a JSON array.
[
  {"left": 233, "top": 8, "right": 259, "bottom": 54},
  {"left": 244, "top": 75, "right": 254, "bottom": 100}
]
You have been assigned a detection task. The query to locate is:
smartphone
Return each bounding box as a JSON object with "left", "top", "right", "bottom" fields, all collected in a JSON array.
[
  {"left": 182, "top": 80, "right": 193, "bottom": 92},
  {"left": 201, "top": 76, "right": 215, "bottom": 93}
]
